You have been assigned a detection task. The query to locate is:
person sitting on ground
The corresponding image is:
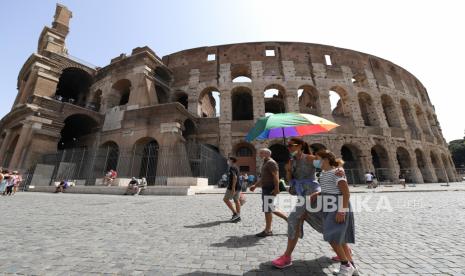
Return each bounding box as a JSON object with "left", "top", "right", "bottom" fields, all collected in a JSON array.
[
  {"left": 125, "top": 177, "right": 140, "bottom": 195},
  {"left": 54, "top": 180, "right": 68, "bottom": 193},
  {"left": 104, "top": 169, "right": 117, "bottom": 186}
]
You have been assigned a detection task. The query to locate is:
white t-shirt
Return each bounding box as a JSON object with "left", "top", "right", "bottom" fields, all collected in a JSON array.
[{"left": 365, "top": 173, "right": 373, "bottom": 181}]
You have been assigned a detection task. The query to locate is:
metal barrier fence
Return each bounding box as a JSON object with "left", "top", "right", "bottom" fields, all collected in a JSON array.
[
  {"left": 29, "top": 142, "right": 227, "bottom": 186},
  {"left": 341, "top": 167, "right": 457, "bottom": 185}
]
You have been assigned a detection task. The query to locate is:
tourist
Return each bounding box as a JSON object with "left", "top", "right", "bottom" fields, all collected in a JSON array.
[
  {"left": 399, "top": 172, "right": 406, "bottom": 188},
  {"left": 250, "top": 148, "right": 287, "bottom": 237},
  {"left": 242, "top": 172, "right": 249, "bottom": 190},
  {"left": 0, "top": 170, "right": 6, "bottom": 195},
  {"left": 248, "top": 174, "right": 255, "bottom": 186},
  {"left": 12, "top": 171, "right": 22, "bottom": 194},
  {"left": 364, "top": 171, "right": 374, "bottom": 189},
  {"left": 125, "top": 177, "right": 140, "bottom": 195},
  {"left": 54, "top": 180, "right": 68, "bottom": 193},
  {"left": 104, "top": 169, "right": 117, "bottom": 186},
  {"left": 315, "top": 150, "right": 357, "bottom": 276},
  {"left": 223, "top": 157, "right": 241, "bottom": 222},
  {"left": 5, "top": 173, "right": 15, "bottom": 196},
  {"left": 272, "top": 138, "right": 321, "bottom": 268}
]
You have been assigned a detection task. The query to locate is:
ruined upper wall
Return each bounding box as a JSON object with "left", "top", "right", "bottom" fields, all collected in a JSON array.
[{"left": 162, "top": 41, "right": 431, "bottom": 104}]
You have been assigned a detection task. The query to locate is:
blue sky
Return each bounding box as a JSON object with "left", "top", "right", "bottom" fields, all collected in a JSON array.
[{"left": 1, "top": 0, "right": 464, "bottom": 141}]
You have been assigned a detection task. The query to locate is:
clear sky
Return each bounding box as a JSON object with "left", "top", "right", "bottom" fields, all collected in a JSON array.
[{"left": 1, "top": 0, "right": 464, "bottom": 142}]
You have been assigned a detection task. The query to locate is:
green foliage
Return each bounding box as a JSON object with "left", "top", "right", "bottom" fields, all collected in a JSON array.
[{"left": 448, "top": 139, "right": 465, "bottom": 167}]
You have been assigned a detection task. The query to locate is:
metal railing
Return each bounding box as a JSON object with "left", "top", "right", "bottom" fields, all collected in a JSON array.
[{"left": 26, "top": 142, "right": 227, "bottom": 186}]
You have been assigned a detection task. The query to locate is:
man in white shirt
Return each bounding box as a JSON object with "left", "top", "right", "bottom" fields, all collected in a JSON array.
[{"left": 365, "top": 171, "right": 374, "bottom": 188}]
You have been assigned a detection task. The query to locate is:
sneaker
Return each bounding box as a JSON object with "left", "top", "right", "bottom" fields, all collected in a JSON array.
[
  {"left": 333, "top": 264, "right": 359, "bottom": 276},
  {"left": 255, "top": 230, "right": 273, "bottom": 237},
  {"left": 272, "top": 255, "right": 292, "bottom": 269},
  {"left": 230, "top": 214, "right": 241, "bottom": 222},
  {"left": 334, "top": 263, "right": 355, "bottom": 276}
]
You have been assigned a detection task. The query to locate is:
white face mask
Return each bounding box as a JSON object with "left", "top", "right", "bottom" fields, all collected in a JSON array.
[{"left": 290, "top": 150, "right": 298, "bottom": 157}]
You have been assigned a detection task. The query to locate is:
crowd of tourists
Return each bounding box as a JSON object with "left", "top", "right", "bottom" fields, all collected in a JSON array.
[
  {"left": 0, "top": 168, "right": 23, "bottom": 196},
  {"left": 222, "top": 138, "right": 358, "bottom": 276}
]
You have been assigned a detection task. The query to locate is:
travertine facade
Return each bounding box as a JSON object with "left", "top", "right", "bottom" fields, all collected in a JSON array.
[{"left": 0, "top": 4, "right": 459, "bottom": 183}]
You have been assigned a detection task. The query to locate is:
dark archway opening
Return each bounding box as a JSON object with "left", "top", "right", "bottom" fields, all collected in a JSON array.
[
  {"left": 55, "top": 68, "right": 92, "bottom": 106},
  {"left": 341, "top": 145, "right": 363, "bottom": 184},
  {"left": 232, "top": 89, "right": 253, "bottom": 120},
  {"left": 138, "top": 140, "right": 159, "bottom": 185},
  {"left": 58, "top": 114, "right": 98, "bottom": 150}
]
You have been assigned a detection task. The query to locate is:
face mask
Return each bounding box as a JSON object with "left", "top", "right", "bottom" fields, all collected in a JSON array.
[
  {"left": 290, "top": 150, "right": 298, "bottom": 157},
  {"left": 313, "top": 159, "right": 321, "bottom": 169}
]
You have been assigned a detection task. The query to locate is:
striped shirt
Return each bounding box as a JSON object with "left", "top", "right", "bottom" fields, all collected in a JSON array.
[{"left": 319, "top": 168, "right": 347, "bottom": 195}]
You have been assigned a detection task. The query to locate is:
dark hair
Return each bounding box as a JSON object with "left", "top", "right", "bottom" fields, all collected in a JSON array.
[
  {"left": 316, "top": 149, "right": 344, "bottom": 167},
  {"left": 289, "top": 138, "right": 310, "bottom": 154},
  {"left": 228, "top": 156, "right": 237, "bottom": 163}
]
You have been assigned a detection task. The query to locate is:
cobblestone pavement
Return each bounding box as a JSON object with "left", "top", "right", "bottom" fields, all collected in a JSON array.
[{"left": 1, "top": 191, "right": 465, "bottom": 275}]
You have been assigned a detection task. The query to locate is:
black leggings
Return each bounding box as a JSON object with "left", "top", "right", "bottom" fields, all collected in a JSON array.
[{"left": 5, "top": 186, "right": 13, "bottom": 195}]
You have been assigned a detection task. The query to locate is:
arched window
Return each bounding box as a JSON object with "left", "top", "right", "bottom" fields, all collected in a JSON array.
[
  {"left": 232, "top": 87, "right": 253, "bottom": 120},
  {"left": 108, "top": 79, "right": 131, "bottom": 109},
  {"left": 55, "top": 67, "right": 92, "bottom": 106},
  {"left": 298, "top": 85, "right": 320, "bottom": 115},
  {"left": 358, "top": 92, "right": 379, "bottom": 126},
  {"left": 198, "top": 88, "right": 220, "bottom": 117},
  {"left": 264, "top": 84, "right": 286, "bottom": 116},
  {"left": 381, "top": 94, "right": 400, "bottom": 127}
]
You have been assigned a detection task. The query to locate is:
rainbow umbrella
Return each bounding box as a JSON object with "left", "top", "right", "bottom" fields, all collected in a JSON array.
[{"left": 245, "top": 113, "right": 339, "bottom": 143}]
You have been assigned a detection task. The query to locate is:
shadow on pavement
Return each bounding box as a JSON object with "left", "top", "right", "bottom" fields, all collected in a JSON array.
[
  {"left": 210, "top": 234, "right": 286, "bottom": 249},
  {"left": 179, "top": 257, "right": 333, "bottom": 275},
  {"left": 184, "top": 220, "right": 230, "bottom": 228}
]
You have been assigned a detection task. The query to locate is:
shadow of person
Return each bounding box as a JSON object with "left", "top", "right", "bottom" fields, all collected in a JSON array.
[
  {"left": 243, "top": 257, "right": 333, "bottom": 275},
  {"left": 184, "top": 220, "right": 229, "bottom": 228},
  {"left": 210, "top": 234, "right": 286, "bottom": 249},
  {"left": 177, "top": 257, "right": 333, "bottom": 275}
]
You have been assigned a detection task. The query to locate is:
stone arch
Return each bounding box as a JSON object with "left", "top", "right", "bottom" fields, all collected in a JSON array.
[
  {"left": 441, "top": 153, "right": 455, "bottom": 182},
  {"left": 58, "top": 114, "right": 99, "bottom": 150},
  {"left": 396, "top": 147, "right": 413, "bottom": 182},
  {"left": 329, "top": 86, "right": 351, "bottom": 118},
  {"left": 358, "top": 92, "right": 380, "bottom": 126},
  {"left": 414, "top": 105, "right": 431, "bottom": 135},
  {"left": 133, "top": 137, "right": 159, "bottom": 185},
  {"left": 371, "top": 144, "right": 392, "bottom": 181},
  {"left": 341, "top": 144, "right": 364, "bottom": 184},
  {"left": 198, "top": 87, "right": 220, "bottom": 117},
  {"left": 426, "top": 111, "right": 441, "bottom": 142},
  {"left": 99, "top": 141, "right": 119, "bottom": 172},
  {"left": 269, "top": 143, "right": 289, "bottom": 179},
  {"left": 231, "top": 64, "right": 252, "bottom": 82},
  {"left": 380, "top": 94, "right": 401, "bottom": 127},
  {"left": 2, "top": 134, "right": 19, "bottom": 168},
  {"left": 55, "top": 67, "right": 92, "bottom": 106},
  {"left": 107, "top": 79, "right": 131, "bottom": 109},
  {"left": 173, "top": 91, "right": 188, "bottom": 109},
  {"left": 231, "top": 87, "right": 253, "bottom": 120},
  {"left": 430, "top": 151, "right": 447, "bottom": 182},
  {"left": 264, "top": 84, "right": 286, "bottom": 115},
  {"left": 400, "top": 99, "right": 420, "bottom": 140},
  {"left": 233, "top": 142, "right": 257, "bottom": 174},
  {"left": 415, "top": 149, "right": 432, "bottom": 183},
  {"left": 298, "top": 85, "right": 320, "bottom": 115}
]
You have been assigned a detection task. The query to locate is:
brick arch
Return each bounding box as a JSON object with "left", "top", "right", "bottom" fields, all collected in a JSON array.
[
  {"left": 233, "top": 142, "right": 257, "bottom": 174},
  {"left": 358, "top": 92, "right": 380, "bottom": 127}
]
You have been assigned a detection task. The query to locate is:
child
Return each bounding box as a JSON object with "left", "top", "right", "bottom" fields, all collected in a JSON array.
[{"left": 314, "top": 150, "right": 358, "bottom": 276}]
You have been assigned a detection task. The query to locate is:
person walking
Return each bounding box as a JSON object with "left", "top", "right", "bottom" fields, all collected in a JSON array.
[
  {"left": 272, "top": 138, "right": 321, "bottom": 268},
  {"left": 250, "top": 148, "right": 287, "bottom": 237},
  {"left": 315, "top": 150, "right": 357, "bottom": 276},
  {"left": 364, "top": 171, "right": 374, "bottom": 189},
  {"left": 223, "top": 157, "right": 241, "bottom": 222}
]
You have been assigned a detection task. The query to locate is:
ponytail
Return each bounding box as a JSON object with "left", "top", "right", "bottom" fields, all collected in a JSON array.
[{"left": 316, "top": 150, "right": 345, "bottom": 168}]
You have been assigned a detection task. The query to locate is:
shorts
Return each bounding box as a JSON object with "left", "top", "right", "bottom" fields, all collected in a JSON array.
[
  {"left": 224, "top": 189, "right": 241, "bottom": 201},
  {"left": 261, "top": 187, "right": 276, "bottom": 212}
]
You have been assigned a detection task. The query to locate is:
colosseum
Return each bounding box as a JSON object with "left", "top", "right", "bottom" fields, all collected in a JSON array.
[{"left": 0, "top": 4, "right": 459, "bottom": 186}]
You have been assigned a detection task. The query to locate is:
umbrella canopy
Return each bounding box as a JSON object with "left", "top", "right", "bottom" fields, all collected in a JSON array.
[{"left": 245, "top": 113, "right": 339, "bottom": 142}]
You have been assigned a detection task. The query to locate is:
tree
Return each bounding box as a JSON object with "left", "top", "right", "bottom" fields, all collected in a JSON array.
[{"left": 448, "top": 139, "right": 465, "bottom": 168}]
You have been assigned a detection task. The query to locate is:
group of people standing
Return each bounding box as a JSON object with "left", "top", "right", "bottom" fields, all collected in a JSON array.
[
  {"left": 222, "top": 138, "right": 358, "bottom": 276},
  {"left": 0, "top": 169, "right": 22, "bottom": 196}
]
